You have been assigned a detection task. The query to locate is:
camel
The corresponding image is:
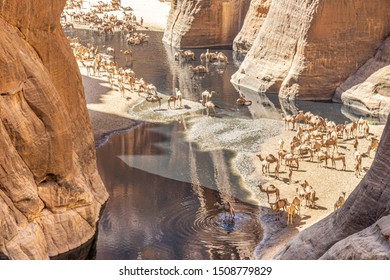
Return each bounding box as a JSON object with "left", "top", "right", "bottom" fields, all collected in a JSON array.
[
  {"left": 357, "top": 117, "right": 367, "bottom": 134},
  {"left": 367, "top": 137, "right": 379, "bottom": 158},
  {"left": 145, "top": 95, "right": 162, "bottom": 109},
  {"left": 256, "top": 154, "right": 269, "bottom": 175},
  {"left": 294, "top": 110, "right": 305, "bottom": 126},
  {"left": 80, "top": 60, "right": 94, "bottom": 76},
  {"left": 176, "top": 50, "right": 195, "bottom": 61},
  {"left": 236, "top": 97, "right": 252, "bottom": 106},
  {"left": 298, "top": 182, "right": 316, "bottom": 208},
  {"left": 278, "top": 139, "right": 285, "bottom": 151},
  {"left": 317, "top": 150, "right": 329, "bottom": 167},
  {"left": 265, "top": 154, "right": 279, "bottom": 175},
  {"left": 258, "top": 184, "right": 280, "bottom": 202},
  {"left": 175, "top": 88, "right": 183, "bottom": 107},
  {"left": 215, "top": 201, "right": 235, "bottom": 222},
  {"left": 334, "top": 192, "right": 346, "bottom": 211},
  {"left": 363, "top": 121, "right": 370, "bottom": 138},
  {"left": 106, "top": 47, "right": 115, "bottom": 56},
  {"left": 287, "top": 197, "right": 301, "bottom": 225},
  {"left": 353, "top": 136, "right": 359, "bottom": 151},
  {"left": 167, "top": 95, "right": 178, "bottom": 109},
  {"left": 288, "top": 167, "right": 293, "bottom": 185},
  {"left": 216, "top": 52, "right": 228, "bottom": 63},
  {"left": 269, "top": 198, "right": 288, "bottom": 220},
  {"left": 120, "top": 49, "right": 133, "bottom": 63},
  {"left": 189, "top": 65, "right": 208, "bottom": 73},
  {"left": 201, "top": 90, "right": 215, "bottom": 103},
  {"left": 257, "top": 154, "right": 279, "bottom": 176},
  {"left": 284, "top": 153, "right": 299, "bottom": 170},
  {"left": 344, "top": 121, "right": 358, "bottom": 139},
  {"left": 331, "top": 153, "right": 346, "bottom": 170},
  {"left": 281, "top": 113, "right": 296, "bottom": 130},
  {"left": 322, "top": 137, "right": 338, "bottom": 153},
  {"left": 354, "top": 151, "right": 363, "bottom": 177},
  {"left": 274, "top": 162, "right": 281, "bottom": 180},
  {"left": 200, "top": 100, "right": 216, "bottom": 117}
]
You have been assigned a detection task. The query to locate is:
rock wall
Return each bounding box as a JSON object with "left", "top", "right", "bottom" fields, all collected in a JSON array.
[
  {"left": 232, "top": 0, "right": 271, "bottom": 54},
  {"left": 162, "top": 0, "right": 250, "bottom": 48},
  {"left": 231, "top": 0, "right": 390, "bottom": 101},
  {"left": 275, "top": 114, "right": 390, "bottom": 259},
  {"left": 0, "top": 0, "right": 108, "bottom": 259},
  {"left": 333, "top": 37, "right": 390, "bottom": 117}
]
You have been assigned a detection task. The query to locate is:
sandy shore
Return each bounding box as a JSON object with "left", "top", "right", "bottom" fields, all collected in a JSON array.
[{"left": 251, "top": 123, "right": 384, "bottom": 259}]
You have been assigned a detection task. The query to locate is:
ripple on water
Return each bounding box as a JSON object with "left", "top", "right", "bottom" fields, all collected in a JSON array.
[{"left": 158, "top": 197, "right": 263, "bottom": 259}]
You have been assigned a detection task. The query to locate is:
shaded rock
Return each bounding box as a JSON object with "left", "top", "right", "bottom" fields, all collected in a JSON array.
[
  {"left": 231, "top": 0, "right": 390, "bottom": 101},
  {"left": 0, "top": 0, "right": 108, "bottom": 259},
  {"left": 163, "top": 0, "right": 250, "bottom": 48},
  {"left": 333, "top": 37, "right": 390, "bottom": 117}
]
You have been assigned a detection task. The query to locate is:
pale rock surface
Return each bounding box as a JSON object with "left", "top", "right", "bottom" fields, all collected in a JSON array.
[
  {"left": 0, "top": 0, "right": 108, "bottom": 259},
  {"left": 163, "top": 0, "right": 250, "bottom": 48},
  {"left": 232, "top": 0, "right": 271, "bottom": 54},
  {"left": 333, "top": 37, "right": 390, "bottom": 117},
  {"left": 231, "top": 0, "right": 390, "bottom": 101}
]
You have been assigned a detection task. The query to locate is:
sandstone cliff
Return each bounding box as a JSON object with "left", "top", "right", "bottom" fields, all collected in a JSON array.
[
  {"left": 333, "top": 37, "right": 390, "bottom": 117},
  {"left": 231, "top": 0, "right": 390, "bottom": 101},
  {"left": 0, "top": 0, "right": 108, "bottom": 259},
  {"left": 275, "top": 114, "right": 390, "bottom": 259},
  {"left": 232, "top": 0, "right": 271, "bottom": 54},
  {"left": 163, "top": 0, "right": 250, "bottom": 48}
]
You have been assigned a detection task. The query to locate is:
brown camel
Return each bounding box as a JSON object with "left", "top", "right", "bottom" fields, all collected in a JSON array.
[
  {"left": 258, "top": 184, "right": 280, "bottom": 202},
  {"left": 145, "top": 95, "right": 162, "bottom": 109},
  {"left": 200, "top": 100, "right": 216, "bottom": 117},
  {"left": 287, "top": 197, "right": 301, "bottom": 225},
  {"left": 167, "top": 96, "right": 177, "bottom": 109},
  {"left": 334, "top": 192, "right": 346, "bottom": 211},
  {"left": 236, "top": 97, "right": 252, "bottom": 106},
  {"left": 331, "top": 153, "right": 346, "bottom": 170}
]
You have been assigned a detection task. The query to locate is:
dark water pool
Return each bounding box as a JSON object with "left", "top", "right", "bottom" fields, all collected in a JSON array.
[{"left": 65, "top": 28, "right": 379, "bottom": 259}]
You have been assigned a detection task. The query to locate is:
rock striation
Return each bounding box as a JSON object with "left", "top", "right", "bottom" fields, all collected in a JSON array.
[
  {"left": 0, "top": 0, "right": 108, "bottom": 259},
  {"left": 232, "top": 0, "right": 271, "bottom": 54},
  {"left": 163, "top": 0, "right": 250, "bottom": 48},
  {"left": 231, "top": 0, "right": 390, "bottom": 102},
  {"left": 333, "top": 37, "right": 390, "bottom": 117}
]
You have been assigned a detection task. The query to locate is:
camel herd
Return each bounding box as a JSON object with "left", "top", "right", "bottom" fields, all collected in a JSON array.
[
  {"left": 62, "top": 0, "right": 143, "bottom": 37},
  {"left": 258, "top": 110, "right": 380, "bottom": 225}
]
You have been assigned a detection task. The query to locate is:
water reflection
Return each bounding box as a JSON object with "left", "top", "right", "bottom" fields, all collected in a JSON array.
[{"left": 96, "top": 122, "right": 262, "bottom": 260}]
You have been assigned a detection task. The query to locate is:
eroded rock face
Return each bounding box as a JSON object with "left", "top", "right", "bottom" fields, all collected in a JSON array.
[
  {"left": 333, "top": 37, "right": 390, "bottom": 117},
  {"left": 0, "top": 0, "right": 108, "bottom": 259},
  {"left": 232, "top": 0, "right": 271, "bottom": 54},
  {"left": 231, "top": 0, "right": 390, "bottom": 101},
  {"left": 163, "top": 0, "right": 250, "bottom": 48}
]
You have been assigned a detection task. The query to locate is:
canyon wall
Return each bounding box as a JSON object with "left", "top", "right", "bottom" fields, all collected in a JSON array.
[
  {"left": 0, "top": 0, "right": 108, "bottom": 259},
  {"left": 231, "top": 0, "right": 390, "bottom": 102},
  {"left": 162, "top": 0, "right": 250, "bottom": 48},
  {"left": 333, "top": 37, "right": 390, "bottom": 117},
  {"left": 232, "top": 0, "right": 271, "bottom": 54}
]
